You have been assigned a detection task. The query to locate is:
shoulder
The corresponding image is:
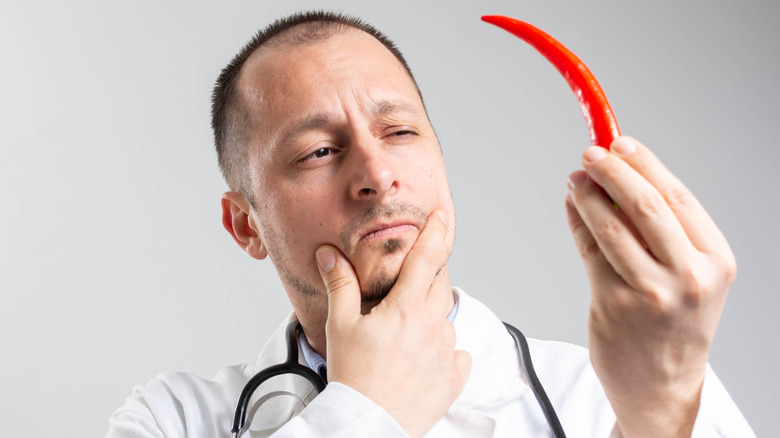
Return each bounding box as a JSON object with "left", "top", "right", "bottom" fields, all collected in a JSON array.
[
  {"left": 523, "top": 337, "right": 616, "bottom": 432},
  {"left": 526, "top": 337, "right": 590, "bottom": 370},
  {"left": 523, "top": 337, "right": 605, "bottom": 397},
  {"left": 107, "top": 315, "right": 294, "bottom": 438},
  {"left": 108, "top": 365, "right": 253, "bottom": 438}
]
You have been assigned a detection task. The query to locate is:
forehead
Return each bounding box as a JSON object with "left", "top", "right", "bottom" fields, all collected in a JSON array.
[{"left": 236, "top": 29, "right": 423, "bottom": 136}]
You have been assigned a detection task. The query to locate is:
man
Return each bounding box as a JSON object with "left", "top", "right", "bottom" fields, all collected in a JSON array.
[{"left": 108, "top": 11, "right": 754, "bottom": 437}]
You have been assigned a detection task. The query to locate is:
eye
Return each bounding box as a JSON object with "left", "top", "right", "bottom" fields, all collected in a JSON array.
[
  {"left": 311, "top": 147, "right": 331, "bottom": 158},
  {"left": 298, "top": 146, "right": 336, "bottom": 164},
  {"left": 386, "top": 129, "right": 418, "bottom": 139}
]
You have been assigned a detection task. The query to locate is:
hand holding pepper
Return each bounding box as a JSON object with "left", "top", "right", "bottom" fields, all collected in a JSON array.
[
  {"left": 484, "top": 17, "right": 737, "bottom": 437},
  {"left": 565, "top": 136, "right": 735, "bottom": 437}
]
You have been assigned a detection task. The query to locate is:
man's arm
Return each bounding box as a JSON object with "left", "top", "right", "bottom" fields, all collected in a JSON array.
[{"left": 565, "top": 136, "right": 736, "bottom": 437}]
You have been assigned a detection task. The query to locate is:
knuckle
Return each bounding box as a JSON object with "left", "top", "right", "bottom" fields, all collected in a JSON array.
[
  {"left": 595, "top": 218, "right": 623, "bottom": 244},
  {"left": 624, "top": 278, "right": 676, "bottom": 323},
  {"left": 678, "top": 266, "right": 704, "bottom": 292},
  {"left": 725, "top": 259, "right": 738, "bottom": 285},
  {"left": 568, "top": 215, "right": 588, "bottom": 236},
  {"left": 640, "top": 288, "right": 675, "bottom": 324},
  {"left": 677, "top": 267, "right": 706, "bottom": 309},
  {"left": 676, "top": 252, "right": 736, "bottom": 308},
  {"left": 324, "top": 274, "right": 353, "bottom": 293},
  {"left": 633, "top": 191, "right": 667, "bottom": 220},
  {"left": 715, "top": 252, "right": 738, "bottom": 286},
  {"left": 577, "top": 238, "right": 601, "bottom": 260},
  {"left": 664, "top": 186, "right": 696, "bottom": 210}
]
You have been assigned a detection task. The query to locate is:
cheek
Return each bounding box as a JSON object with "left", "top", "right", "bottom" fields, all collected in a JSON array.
[
  {"left": 409, "top": 155, "right": 450, "bottom": 202},
  {"left": 294, "top": 183, "right": 340, "bottom": 219},
  {"left": 274, "top": 184, "right": 346, "bottom": 245}
]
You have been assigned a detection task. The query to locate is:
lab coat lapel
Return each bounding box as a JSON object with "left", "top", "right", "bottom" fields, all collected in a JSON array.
[
  {"left": 452, "top": 288, "right": 531, "bottom": 408},
  {"left": 426, "top": 288, "right": 531, "bottom": 437}
]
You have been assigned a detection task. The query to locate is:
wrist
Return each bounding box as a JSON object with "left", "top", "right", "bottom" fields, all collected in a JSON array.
[{"left": 610, "top": 377, "right": 703, "bottom": 438}]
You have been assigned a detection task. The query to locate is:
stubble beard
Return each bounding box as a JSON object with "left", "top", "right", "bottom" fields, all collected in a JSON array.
[
  {"left": 358, "top": 237, "right": 405, "bottom": 314},
  {"left": 270, "top": 202, "right": 429, "bottom": 313}
]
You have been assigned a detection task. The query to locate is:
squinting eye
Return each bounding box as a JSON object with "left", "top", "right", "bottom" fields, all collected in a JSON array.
[
  {"left": 392, "top": 130, "right": 416, "bottom": 137},
  {"left": 299, "top": 147, "right": 332, "bottom": 162},
  {"left": 312, "top": 148, "right": 330, "bottom": 158}
]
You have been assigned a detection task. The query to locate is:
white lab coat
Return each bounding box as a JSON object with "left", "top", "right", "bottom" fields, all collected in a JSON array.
[{"left": 108, "top": 288, "right": 754, "bottom": 437}]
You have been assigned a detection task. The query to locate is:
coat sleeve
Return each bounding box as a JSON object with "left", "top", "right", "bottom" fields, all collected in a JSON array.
[
  {"left": 270, "top": 383, "right": 409, "bottom": 437},
  {"left": 690, "top": 364, "right": 755, "bottom": 437},
  {"left": 107, "top": 378, "right": 409, "bottom": 438}
]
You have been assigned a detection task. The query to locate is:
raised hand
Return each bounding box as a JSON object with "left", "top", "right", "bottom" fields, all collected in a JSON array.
[
  {"left": 565, "top": 136, "right": 736, "bottom": 437},
  {"left": 315, "top": 210, "right": 472, "bottom": 437}
]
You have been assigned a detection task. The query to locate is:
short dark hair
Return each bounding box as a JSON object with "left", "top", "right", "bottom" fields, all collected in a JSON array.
[{"left": 211, "top": 10, "right": 421, "bottom": 196}]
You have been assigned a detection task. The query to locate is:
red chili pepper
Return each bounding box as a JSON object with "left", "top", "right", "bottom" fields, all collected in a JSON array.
[{"left": 482, "top": 15, "right": 620, "bottom": 149}]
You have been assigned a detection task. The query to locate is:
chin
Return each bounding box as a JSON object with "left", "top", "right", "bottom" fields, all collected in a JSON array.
[
  {"left": 353, "top": 236, "right": 407, "bottom": 275},
  {"left": 357, "top": 255, "right": 406, "bottom": 312}
]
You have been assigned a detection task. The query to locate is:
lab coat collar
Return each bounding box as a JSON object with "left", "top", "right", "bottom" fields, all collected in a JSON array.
[{"left": 450, "top": 287, "right": 531, "bottom": 408}]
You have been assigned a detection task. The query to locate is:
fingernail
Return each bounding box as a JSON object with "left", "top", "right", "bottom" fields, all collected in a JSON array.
[
  {"left": 567, "top": 170, "right": 588, "bottom": 189},
  {"left": 316, "top": 247, "right": 337, "bottom": 273},
  {"left": 437, "top": 211, "right": 449, "bottom": 226},
  {"left": 611, "top": 137, "right": 636, "bottom": 156},
  {"left": 583, "top": 146, "right": 608, "bottom": 164}
]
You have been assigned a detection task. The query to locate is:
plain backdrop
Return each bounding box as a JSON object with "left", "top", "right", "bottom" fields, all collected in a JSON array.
[{"left": 1, "top": 0, "right": 776, "bottom": 436}]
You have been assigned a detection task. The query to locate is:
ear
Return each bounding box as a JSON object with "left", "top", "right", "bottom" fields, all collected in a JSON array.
[{"left": 221, "top": 191, "right": 268, "bottom": 260}]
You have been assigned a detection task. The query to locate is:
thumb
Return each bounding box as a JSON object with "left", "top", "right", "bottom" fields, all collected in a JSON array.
[{"left": 315, "top": 245, "right": 361, "bottom": 327}]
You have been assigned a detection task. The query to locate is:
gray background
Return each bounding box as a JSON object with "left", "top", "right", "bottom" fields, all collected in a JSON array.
[{"left": 1, "top": 0, "right": 776, "bottom": 436}]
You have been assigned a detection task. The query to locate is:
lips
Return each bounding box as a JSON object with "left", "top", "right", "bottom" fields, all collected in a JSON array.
[
  {"left": 359, "top": 223, "right": 418, "bottom": 241},
  {"left": 338, "top": 203, "right": 430, "bottom": 253}
]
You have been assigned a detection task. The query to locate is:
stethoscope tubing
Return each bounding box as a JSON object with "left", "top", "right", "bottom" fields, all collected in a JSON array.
[
  {"left": 231, "top": 320, "right": 326, "bottom": 437},
  {"left": 504, "top": 322, "right": 566, "bottom": 438}
]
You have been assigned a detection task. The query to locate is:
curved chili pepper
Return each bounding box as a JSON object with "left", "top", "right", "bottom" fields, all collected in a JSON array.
[{"left": 482, "top": 15, "right": 620, "bottom": 149}]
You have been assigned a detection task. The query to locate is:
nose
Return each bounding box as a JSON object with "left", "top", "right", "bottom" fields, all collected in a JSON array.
[{"left": 347, "top": 137, "right": 398, "bottom": 201}]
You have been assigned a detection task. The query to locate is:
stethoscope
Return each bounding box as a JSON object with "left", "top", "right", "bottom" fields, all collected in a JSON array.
[{"left": 231, "top": 319, "right": 566, "bottom": 438}]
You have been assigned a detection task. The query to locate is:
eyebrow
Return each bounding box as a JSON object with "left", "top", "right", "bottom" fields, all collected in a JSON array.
[
  {"left": 373, "top": 100, "right": 421, "bottom": 118},
  {"left": 275, "top": 99, "right": 422, "bottom": 150},
  {"left": 276, "top": 115, "right": 332, "bottom": 151}
]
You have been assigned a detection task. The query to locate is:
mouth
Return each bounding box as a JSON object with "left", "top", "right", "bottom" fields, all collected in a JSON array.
[
  {"left": 358, "top": 222, "right": 418, "bottom": 242},
  {"left": 338, "top": 202, "right": 430, "bottom": 254}
]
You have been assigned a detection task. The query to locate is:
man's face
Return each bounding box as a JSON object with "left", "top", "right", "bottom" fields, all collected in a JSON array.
[{"left": 237, "top": 30, "right": 455, "bottom": 311}]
